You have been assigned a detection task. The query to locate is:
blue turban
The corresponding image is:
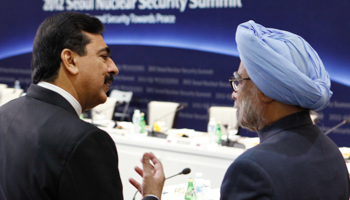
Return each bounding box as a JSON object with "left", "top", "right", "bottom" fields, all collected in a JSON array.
[{"left": 236, "top": 20, "right": 332, "bottom": 111}]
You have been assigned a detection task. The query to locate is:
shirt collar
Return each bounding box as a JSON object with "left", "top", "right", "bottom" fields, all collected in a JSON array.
[
  {"left": 257, "top": 111, "right": 312, "bottom": 143},
  {"left": 37, "top": 82, "right": 82, "bottom": 117}
]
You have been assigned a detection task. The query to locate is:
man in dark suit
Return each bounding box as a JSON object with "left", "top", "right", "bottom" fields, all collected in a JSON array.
[
  {"left": 221, "top": 21, "right": 350, "bottom": 199},
  {"left": 0, "top": 12, "right": 164, "bottom": 200}
]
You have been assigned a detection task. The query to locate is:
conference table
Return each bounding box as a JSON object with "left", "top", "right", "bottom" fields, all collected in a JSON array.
[
  {"left": 96, "top": 121, "right": 350, "bottom": 200},
  {"left": 98, "top": 125, "right": 248, "bottom": 200}
]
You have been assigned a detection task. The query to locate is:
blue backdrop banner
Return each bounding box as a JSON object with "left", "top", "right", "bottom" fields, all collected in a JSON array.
[{"left": 0, "top": 0, "right": 349, "bottom": 146}]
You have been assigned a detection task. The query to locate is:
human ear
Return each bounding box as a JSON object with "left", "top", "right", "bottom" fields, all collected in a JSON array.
[{"left": 61, "top": 49, "right": 79, "bottom": 75}]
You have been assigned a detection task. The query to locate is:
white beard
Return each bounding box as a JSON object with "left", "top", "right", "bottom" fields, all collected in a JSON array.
[{"left": 235, "top": 87, "right": 266, "bottom": 132}]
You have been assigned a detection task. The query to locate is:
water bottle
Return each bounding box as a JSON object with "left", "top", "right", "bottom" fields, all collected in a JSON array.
[
  {"left": 194, "top": 173, "right": 205, "bottom": 200},
  {"left": 139, "top": 112, "right": 146, "bottom": 133},
  {"left": 14, "top": 80, "right": 21, "bottom": 90},
  {"left": 185, "top": 178, "right": 197, "bottom": 200},
  {"left": 215, "top": 122, "right": 222, "bottom": 145},
  {"left": 132, "top": 109, "right": 141, "bottom": 134},
  {"left": 207, "top": 117, "right": 216, "bottom": 144}
]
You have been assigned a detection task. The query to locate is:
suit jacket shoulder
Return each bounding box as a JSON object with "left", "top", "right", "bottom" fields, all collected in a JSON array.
[
  {"left": 221, "top": 155, "right": 276, "bottom": 200},
  {"left": 0, "top": 84, "right": 123, "bottom": 200},
  {"left": 220, "top": 112, "right": 350, "bottom": 200}
]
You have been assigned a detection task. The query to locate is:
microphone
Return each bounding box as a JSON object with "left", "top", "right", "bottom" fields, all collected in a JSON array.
[
  {"left": 324, "top": 119, "right": 349, "bottom": 135},
  {"left": 165, "top": 167, "right": 191, "bottom": 179},
  {"left": 132, "top": 167, "right": 191, "bottom": 200},
  {"left": 149, "top": 104, "right": 187, "bottom": 137}
]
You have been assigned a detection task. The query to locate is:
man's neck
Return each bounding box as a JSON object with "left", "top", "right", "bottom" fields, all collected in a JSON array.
[
  {"left": 262, "top": 102, "right": 307, "bottom": 129},
  {"left": 37, "top": 82, "right": 82, "bottom": 116}
]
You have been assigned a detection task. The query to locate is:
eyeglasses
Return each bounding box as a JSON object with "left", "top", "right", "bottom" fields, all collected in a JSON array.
[{"left": 229, "top": 72, "right": 251, "bottom": 92}]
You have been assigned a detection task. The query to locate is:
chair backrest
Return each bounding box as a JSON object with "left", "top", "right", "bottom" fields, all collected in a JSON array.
[
  {"left": 91, "top": 97, "right": 118, "bottom": 121},
  {"left": 0, "top": 84, "right": 8, "bottom": 105},
  {"left": 208, "top": 106, "right": 238, "bottom": 128},
  {"left": 110, "top": 90, "right": 133, "bottom": 102},
  {"left": 109, "top": 89, "right": 133, "bottom": 121},
  {"left": 0, "top": 88, "right": 23, "bottom": 106},
  {"left": 310, "top": 113, "right": 318, "bottom": 124},
  {"left": 148, "top": 101, "right": 180, "bottom": 129},
  {"left": 0, "top": 84, "right": 7, "bottom": 90}
]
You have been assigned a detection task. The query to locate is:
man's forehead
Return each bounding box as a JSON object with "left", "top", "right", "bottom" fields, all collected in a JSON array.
[
  {"left": 85, "top": 33, "right": 109, "bottom": 52},
  {"left": 237, "top": 62, "right": 248, "bottom": 77},
  {"left": 97, "top": 47, "right": 111, "bottom": 55}
]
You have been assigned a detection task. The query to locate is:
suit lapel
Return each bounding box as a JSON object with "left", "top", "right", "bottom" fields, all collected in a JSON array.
[{"left": 26, "top": 84, "right": 78, "bottom": 118}]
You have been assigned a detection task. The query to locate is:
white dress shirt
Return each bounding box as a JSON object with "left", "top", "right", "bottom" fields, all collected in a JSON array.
[{"left": 37, "top": 82, "right": 82, "bottom": 116}]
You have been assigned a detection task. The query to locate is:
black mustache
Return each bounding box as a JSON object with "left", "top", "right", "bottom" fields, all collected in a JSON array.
[{"left": 104, "top": 74, "right": 114, "bottom": 85}]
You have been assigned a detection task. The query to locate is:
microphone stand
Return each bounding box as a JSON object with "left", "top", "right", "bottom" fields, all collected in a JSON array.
[
  {"left": 324, "top": 119, "right": 349, "bottom": 135},
  {"left": 132, "top": 168, "right": 191, "bottom": 200}
]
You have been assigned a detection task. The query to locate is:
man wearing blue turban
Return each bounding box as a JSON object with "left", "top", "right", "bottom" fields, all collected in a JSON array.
[{"left": 220, "top": 21, "right": 350, "bottom": 199}]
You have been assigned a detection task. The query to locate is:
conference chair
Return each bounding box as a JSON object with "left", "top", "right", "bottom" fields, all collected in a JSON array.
[
  {"left": 208, "top": 106, "right": 242, "bottom": 147},
  {"left": 109, "top": 89, "right": 133, "bottom": 121},
  {"left": 91, "top": 97, "right": 119, "bottom": 121},
  {"left": 0, "top": 84, "right": 8, "bottom": 105},
  {"left": 0, "top": 87, "right": 23, "bottom": 106},
  {"left": 208, "top": 106, "right": 240, "bottom": 137},
  {"left": 310, "top": 112, "right": 319, "bottom": 124},
  {"left": 208, "top": 106, "right": 238, "bottom": 128},
  {"left": 0, "top": 83, "right": 7, "bottom": 90},
  {"left": 147, "top": 101, "right": 181, "bottom": 130}
]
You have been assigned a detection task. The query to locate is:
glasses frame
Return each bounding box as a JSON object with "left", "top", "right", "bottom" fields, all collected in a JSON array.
[{"left": 229, "top": 72, "right": 251, "bottom": 92}]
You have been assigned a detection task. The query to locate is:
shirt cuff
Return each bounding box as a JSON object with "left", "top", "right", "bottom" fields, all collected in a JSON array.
[{"left": 144, "top": 194, "right": 159, "bottom": 200}]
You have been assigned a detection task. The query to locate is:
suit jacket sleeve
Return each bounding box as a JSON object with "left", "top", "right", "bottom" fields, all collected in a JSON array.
[
  {"left": 142, "top": 196, "right": 159, "bottom": 200},
  {"left": 58, "top": 129, "right": 123, "bottom": 200},
  {"left": 220, "top": 157, "right": 276, "bottom": 200}
]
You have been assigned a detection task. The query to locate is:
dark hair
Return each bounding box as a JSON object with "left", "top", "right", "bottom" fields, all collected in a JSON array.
[{"left": 31, "top": 12, "right": 104, "bottom": 84}]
